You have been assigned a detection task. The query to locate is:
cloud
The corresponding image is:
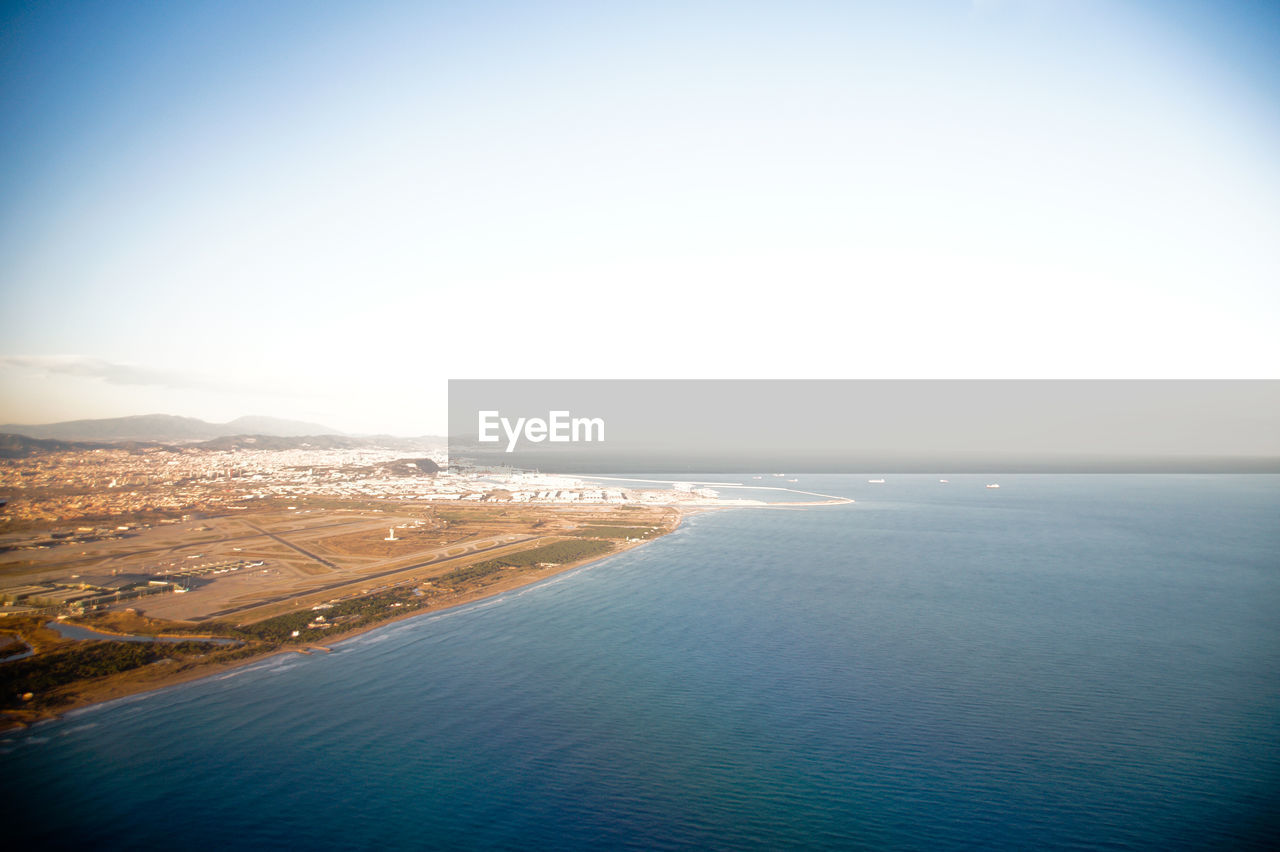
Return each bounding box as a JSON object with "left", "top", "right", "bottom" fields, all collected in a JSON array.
[{"left": 0, "top": 355, "right": 250, "bottom": 393}]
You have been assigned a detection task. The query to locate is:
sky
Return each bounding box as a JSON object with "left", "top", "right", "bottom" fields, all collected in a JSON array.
[{"left": 1, "top": 0, "right": 1277, "bottom": 435}]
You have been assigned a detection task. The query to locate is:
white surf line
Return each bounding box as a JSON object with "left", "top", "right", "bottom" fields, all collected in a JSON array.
[{"left": 579, "top": 474, "right": 852, "bottom": 505}]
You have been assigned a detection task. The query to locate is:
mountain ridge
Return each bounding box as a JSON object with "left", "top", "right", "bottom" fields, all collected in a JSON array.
[{"left": 0, "top": 413, "right": 343, "bottom": 442}]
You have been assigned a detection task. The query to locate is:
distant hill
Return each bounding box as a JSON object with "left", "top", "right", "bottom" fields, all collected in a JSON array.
[
  {"left": 0, "top": 428, "right": 446, "bottom": 457},
  {"left": 0, "top": 433, "right": 173, "bottom": 459},
  {"left": 379, "top": 457, "right": 442, "bottom": 475},
  {"left": 0, "top": 414, "right": 341, "bottom": 442},
  {"left": 0, "top": 433, "right": 89, "bottom": 459},
  {"left": 196, "top": 434, "right": 366, "bottom": 452}
]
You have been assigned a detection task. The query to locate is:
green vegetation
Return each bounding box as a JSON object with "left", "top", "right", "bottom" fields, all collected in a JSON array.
[
  {"left": 484, "top": 538, "right": 613, "bottom": 567},
  {"left": 572, "top": 525, "right": 654, "bottom": 539},
  {"left": 432, "top": 539, "right": 614, "bottom": 587},
  {"left": 0, "top": 640, "right": 222, "bottom": 709},
  {"left": 233, "top": 588, "right": 429, "bottom": 643},
  {"left": 431, "top": 560, "right": 504, "bottom": 585}
]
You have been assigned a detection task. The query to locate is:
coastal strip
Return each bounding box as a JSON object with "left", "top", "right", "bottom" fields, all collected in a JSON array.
[{"left": 1, "top": 507, "right": 685, "bottom": 730}]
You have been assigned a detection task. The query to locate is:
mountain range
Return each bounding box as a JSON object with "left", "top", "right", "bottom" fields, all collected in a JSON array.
[
  {"left": 0, "top": 414, "right": 447, "bottom": 458},
  {"left": 0, "top": 414, "right": 342, "bottom": 442}
]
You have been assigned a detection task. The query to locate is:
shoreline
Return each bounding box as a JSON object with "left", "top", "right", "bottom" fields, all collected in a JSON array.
[
  {"left": 2, "top": 509, "right": 690, "bottom": 731},
  {"left": 3, "top": 495, "right": 852, "bottom": 732}
]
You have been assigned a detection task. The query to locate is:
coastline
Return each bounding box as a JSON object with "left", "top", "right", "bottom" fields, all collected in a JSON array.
[
  {"left": 2, "top": 509, "right": 689, "bottom": 731},
  {"left": 5, "top": 493, "right": 852, "bottom": 731}
]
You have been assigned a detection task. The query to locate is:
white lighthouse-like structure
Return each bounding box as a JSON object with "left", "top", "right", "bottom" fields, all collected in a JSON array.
[{"left": 384, "top": 527, "right": 398, "bottom": 541}]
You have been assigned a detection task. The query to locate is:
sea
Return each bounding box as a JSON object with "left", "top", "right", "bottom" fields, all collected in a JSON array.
[{"left": 2, "top": 475, "right": 1277, "bottom": 850}]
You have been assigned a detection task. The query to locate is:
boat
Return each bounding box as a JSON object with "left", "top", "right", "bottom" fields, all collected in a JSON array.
[
  {"left": 986, "top": 483, "right": 1000, "bottom": 489},
  {"left": 939, "top": 479, "right": 949, "bottom": 484},
  {"left": 868, "top": 479, "right": 885, "bottom": 484}
]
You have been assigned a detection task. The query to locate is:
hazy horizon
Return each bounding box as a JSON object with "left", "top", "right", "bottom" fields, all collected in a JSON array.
[{"left": 449, "top": 379, "right": 1280, "bottom": 472}]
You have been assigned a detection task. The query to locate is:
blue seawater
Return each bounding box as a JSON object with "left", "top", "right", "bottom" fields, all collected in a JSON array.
[{"left": 2, "top": 475, "right": 1277, "bottom": 849}]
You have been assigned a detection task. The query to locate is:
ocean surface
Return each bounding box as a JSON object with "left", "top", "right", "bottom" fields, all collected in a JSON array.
[{"left": 3, "top": 475, "right": 1278, "bottom": 850}]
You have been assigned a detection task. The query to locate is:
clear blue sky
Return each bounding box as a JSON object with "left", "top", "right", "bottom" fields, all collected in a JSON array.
[{"left": 1, "top": 0, "right": 1277, "bottom": 434}]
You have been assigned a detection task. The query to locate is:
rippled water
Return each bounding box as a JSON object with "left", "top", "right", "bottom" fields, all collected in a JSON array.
[{"left": 3, "top": 475, "right": 1277, "bottom": 849}]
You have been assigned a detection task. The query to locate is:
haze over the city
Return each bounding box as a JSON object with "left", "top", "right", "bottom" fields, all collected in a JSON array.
[{"left": 2, "top": 1, "right": 1277, "bottom": 435}]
